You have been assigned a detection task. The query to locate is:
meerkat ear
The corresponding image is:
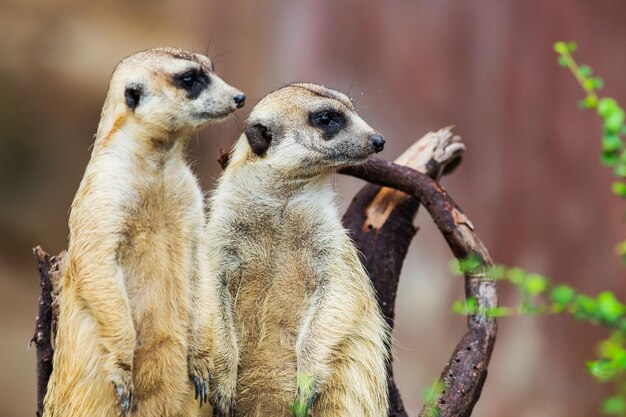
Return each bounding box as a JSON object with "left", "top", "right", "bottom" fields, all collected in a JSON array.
[
  {"left": 124, "top": 84, "right": 143, "bottom": 111},
  {"left": 245, "top": 122, "right": 272, "bottom": 156}
]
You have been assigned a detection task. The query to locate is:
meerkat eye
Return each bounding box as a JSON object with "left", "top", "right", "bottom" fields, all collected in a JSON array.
[
  {"left": 180, "top": 73, "right": 196, "bottom": 88},
  {"left": 174, "top": 69, "right": 210, "bottom": 99},
  {"left": 310, "top": 110, "right": 345, "bottom": 139}
]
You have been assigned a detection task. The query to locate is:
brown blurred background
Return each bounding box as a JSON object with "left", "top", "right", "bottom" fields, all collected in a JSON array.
[{"left": 1, "top": 0, "right": 626, "bottom": 416}]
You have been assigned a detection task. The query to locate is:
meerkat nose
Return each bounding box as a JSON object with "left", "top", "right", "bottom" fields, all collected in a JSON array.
[
  {"left": 233, "top": 94, "right": 246, "bottom": 108},
  {"left": 369, "top": 134, "right": 385, "bottom": 153}
]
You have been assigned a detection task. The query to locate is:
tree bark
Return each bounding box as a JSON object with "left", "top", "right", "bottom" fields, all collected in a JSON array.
[{"left": 31, "top": 247, "right": 54, "bottom": 417}]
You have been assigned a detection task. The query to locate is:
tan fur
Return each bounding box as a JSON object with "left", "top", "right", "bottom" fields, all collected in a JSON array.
[
  {"left": 43, "top": 47, "right": 244, "bottom": 417},
  {"left": 206, "top": 84, "right": 390, "bottom": 417}
]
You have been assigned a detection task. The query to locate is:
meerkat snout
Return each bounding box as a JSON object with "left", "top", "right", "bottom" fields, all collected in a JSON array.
[
  {"left": 369, "top": 133, "right": 385, "bottom": 153},
  {"left": 234, "top": 93, "right": 246, "bottom": 108}
]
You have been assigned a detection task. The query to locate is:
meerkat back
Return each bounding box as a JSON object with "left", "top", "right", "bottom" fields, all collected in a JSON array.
[
  {"left": 207, "top": 83, "right": 390, "bottom": 417},
  {"left": 43, "top": 47, "right": 245, "bottom": 417}
]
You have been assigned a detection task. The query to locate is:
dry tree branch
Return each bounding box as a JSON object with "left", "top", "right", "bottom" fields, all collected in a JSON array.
[
  {"left": 341, "top": 127, "right": 466, "bottom": 417},
  {"left": 33, "top": 128, "right": 496, "bottom": 417},
  {"left": 340, "top": 131, "right": 497, "bottom": 417},
  {"left": 31, "top": 247, "right": 59, "bottom": 417}
]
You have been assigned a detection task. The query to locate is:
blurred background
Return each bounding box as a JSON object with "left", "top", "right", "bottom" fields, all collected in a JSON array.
[{"left": 1, "top": 0, "right": 626, "bottom": 416}]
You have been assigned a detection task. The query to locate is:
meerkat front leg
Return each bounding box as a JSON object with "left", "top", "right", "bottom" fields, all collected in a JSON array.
[
  {"left": 208, "top": 278, "right": 239, "bottom": 417},
  {"left": 293, "top": 263, "right": 363, "bottom": 417},
  {"left": 72, "top": 257, "right": 136, "bottom": 415},
  {"left": 188, "top": 237, "right": 216, "bottom": 409}
]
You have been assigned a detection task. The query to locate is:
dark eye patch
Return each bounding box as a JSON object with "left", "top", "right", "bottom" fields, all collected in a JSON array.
[
  {"left": 173, "top": 68, "right": 210, "bottom": 99},
  {"left": 309, "top": 109, "right": 346, "bottom": 140}
]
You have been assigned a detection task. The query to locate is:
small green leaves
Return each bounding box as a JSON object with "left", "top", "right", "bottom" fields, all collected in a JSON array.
[
  {"left": 604, "top": 134, "right": 622, "bottom": 152},
  {"left": 612, "top": 182, "right": 626, "bottom": 198},
  {"left": 550, "top": 284, "right": 575, "bottom": 310},
  {"left": 422, "top": 379, "right": 444, "bottom": 417},
  {"left": 457, "top": 254, "right": 483, "bottom": 274},
  {"left": 598, "top": 292, "right": 625, "bottom": 323},
  {"left": 606, "top": 108, "right": 626, "bottom": 134},
  {"left": 602, "top": 150, "right": 620, "bottom": 167},
  {"left": 524, "top": 274, "right": 547, "bottom": 295},
  {"left": 599, "top": 98, "right": 619, "bottom": 117},
  {"left": 452, "top": 297, "right": 478, "bottom": 315},
  {"left": 588, "top": 359, "right": 618, "bottom": 381},
  {"left": 292, "top": 373, "right": 315, "bottom": 417},
  {"left": 553, "top": 41, "right": 568, "bottom": 54},
  {"left": 579, "top": 65, "right": 593, "bottom": 77},
  {"left": 603, "top": 396, "right": 626, "bottom": 416}
]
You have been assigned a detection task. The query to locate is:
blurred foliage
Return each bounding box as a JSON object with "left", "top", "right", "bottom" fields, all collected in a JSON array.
[{"left": 450, "top": 42, "right": 626, "bottom": 416}]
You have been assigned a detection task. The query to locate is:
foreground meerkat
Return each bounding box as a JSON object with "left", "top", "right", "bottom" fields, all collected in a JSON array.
[
  {"left": 206, "top": 83, "right": 390, "bottom": 416},
  {"left": 43, "top": 47, "right": 244, "bottom": 417}
]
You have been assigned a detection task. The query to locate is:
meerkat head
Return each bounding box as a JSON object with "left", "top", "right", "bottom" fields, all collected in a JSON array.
[
  {"left": 100, "top": 47, "right": 245, "bottom": 139},
  {"left": 233, "top": 83, "right": 384, "bottom": 176}
]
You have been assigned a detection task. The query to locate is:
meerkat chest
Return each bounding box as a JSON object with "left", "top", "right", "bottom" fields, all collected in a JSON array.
[
  {"left": 224, "top": 197, "right": 338, "bottom": 345},
  {"left": 116, "top": 172, "right": 203, "bottom": 309}
]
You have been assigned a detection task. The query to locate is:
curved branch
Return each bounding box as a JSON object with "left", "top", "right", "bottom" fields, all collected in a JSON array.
[
  {"left": 342, "top": 127, "right": 464, "bottom": 417},
  {"left": 340, "top": 157, "right": 497, "bottom": 417}
]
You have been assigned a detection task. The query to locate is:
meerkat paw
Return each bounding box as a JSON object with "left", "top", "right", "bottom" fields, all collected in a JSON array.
[
  {"left": 188, "top": 354, "right": 213, "bottom": 407},
  {"left": 111, "top": 372, "right": 133, "bottom": 416},
  {"left": 292, "top": 373, "right": 317, "bottom": 417},
  {"left": 210, "top": 388, "right": 236, "bottom": 417}
]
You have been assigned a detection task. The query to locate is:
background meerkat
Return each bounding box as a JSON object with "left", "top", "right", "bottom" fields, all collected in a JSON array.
[
  {"left": 206, "top": 83, "right": 390, "bottom": 417},
  {"left": 43, "top": 47, "right": 244, "bottom": 417}
]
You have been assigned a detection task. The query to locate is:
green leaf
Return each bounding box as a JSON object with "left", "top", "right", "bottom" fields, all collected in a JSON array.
[
  {"left": 567, "top": 41, "right": 577, "bottom": 53},
  {"left": 550, "top": 285, "right": 576, "bottom": 306},
  {"left": 587, "top": 359, "right": 617, "bottom": 381},
  {"left": 599, "top": 98, "right": 619, "bottom": 118},
  {"left": 602, "top": 150, "right": 620, "bottom": 167},
  {"left": 615, "top": 165, "right": 626, "bottom": 178},
  {"left": 603, "top": 134, "right": 623, "bottom": 152},
  {"left": 452, "top": 297, "right": 478, "bottom": 315},
  {"left": 557, "top": 56, "right": 568, "bottom": 67},
  {"left": 598, "top": 334, "right": 626, "bottom": 360},
  {"left": 486, "top": 306, "right": 511, "bottom": 317},
  {"left": 612, "top": 182, "right": 626, "bottom": 198},
  {"left": 579, "top": 96, "right": 598, "bottom": 109},
  {"left": 525, "top": 274, "right": 548, "bottom": 295},
  {"left": 606, "top": 108, "right": 626, "bottom": 133},
  {"left": 597, "top": 292, "right": 624, "bottom": 323},
  {"left": 603, "top": 396, "right": 626, "bottom": 415},
  {"left": 574, "top": 295, "right": 597, "bottom": 319},
  {"left": 579, "top": 65, "right": 593, "bottom": 77},
  {"left": 553, "top": 41, "right": 568, "bottom": 54},
  {"left": 593, "top": 77, "right": 604, "bottom": 90},
  {"left": 458, "top": 254, "right": 482, "bottom": 274},
  {"left": 584, "top": 79, "right": 595, "bottom": 91}
]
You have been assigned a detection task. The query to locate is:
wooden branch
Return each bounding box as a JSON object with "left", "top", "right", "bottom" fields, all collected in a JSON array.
[
  {"left": 340, "top": 154, "right": 497, "bottom": 417},
  {"left": 31, "top": 247, "right": 54, "bottom": 417},
  {"left": 342, "top": 127, "right": 464, "bottom": 417}
]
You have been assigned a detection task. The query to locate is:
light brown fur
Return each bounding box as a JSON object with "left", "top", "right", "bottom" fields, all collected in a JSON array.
[
  {"left": 206, "top": 84, "right": 390, "bottom": 417},
  {"left": 43, "top": 47, "right": 244, "bottom": 417}
]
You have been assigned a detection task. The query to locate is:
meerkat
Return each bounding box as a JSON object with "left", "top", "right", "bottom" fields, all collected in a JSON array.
[
  {"left": 43, "top": 47, "right": 244, "bottom": 417},
  {"left": 206, "top": 83, "right": 390, "bottom": 417}
]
